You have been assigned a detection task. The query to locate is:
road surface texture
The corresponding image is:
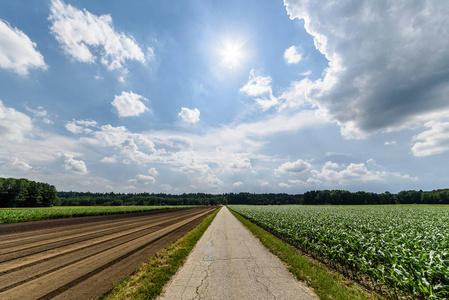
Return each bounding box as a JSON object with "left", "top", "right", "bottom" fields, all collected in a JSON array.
[
  {"left": 159, "top": 206, "right": 317, "bottom": 300},
  {"left": 0, "top": 206, "right": 216, "bottom": 300}
]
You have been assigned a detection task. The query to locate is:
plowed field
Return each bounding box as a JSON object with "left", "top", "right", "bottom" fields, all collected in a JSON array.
[{"left": 0, "top": 206, "right": 216, "bottom": 300}]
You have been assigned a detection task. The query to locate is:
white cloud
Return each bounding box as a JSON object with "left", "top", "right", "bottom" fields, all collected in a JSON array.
[
  {"left": 56, "top": 152, "right": 88, "bottom": 174},
  {"left": 275, "top": 159, "right": 312, "bottom": 174},
  {"left": 300, "top": 70, "right": 312, "bottom": 76},
  {"left": 0, "top": 19, "right": 47, "bottom": 75},
  {"left": 100, "top": 156, "right": 118, "bottom": 163},
  {"left": 278, "top": 78, "right": 313, "bottom": 110},
  {"left": 69, "top": 121, "right": 159, "bottom": 166},
  {"left": 25, "top": 105, "right": 54, "bottom": 125},
  {"left": 284, "top": 0, "right": 449, "bottom": 138},
  {"left": 49, "top": 0, "right": 145, "bottom": 72},
  {"left": 260, "top": 180, "right": 270, "bottom": 187},
  {"left": 240, "top": 69, "right": 312, "bottom": 111},
  {"left": 66, "top": 119, "right": 97, "bottom": 134},
  {"left": 9, "top": 157, "right": 32, "bottom": 171},
  {"left": 385, "top": 141, "right": 397, "bottom": 146},
  {"left": 240, "top": 69, "right": 272, "bottom": 97},
  {"left": 178, "top": 107, "right": 200, "bottom": 123},
  {"left": 0, "top": 100, "right": 33, "bottom": 141},
  {"left": 411, "top": 121, "right": 449, "bottom": 157},
  {"left": 43, "top": 118, "right": 54, "bottom": 125},
  {"left": 148, "top": 167, "right": 158, "bottom": 176},
  {"left": 134, "top": 174, "right": 156, "bottom": 185},
  {"left": 284, "top": 45, "right": 302, "bottom": 64},
  {"left": 225, "top": 153, "right": 254, "bottom": 173},
  {"left": 278, "top": 159, "right": 415, "bottom": 191},
  {"left": 310, "top": 160, "right": 415, "bottom": 186},
  {"left": 147, "top": 47, "right": 155, "bottom": 61},
  {"left": 112, "top": 91, "right": 148, "bottom": 117},
  {"left": 66, "top": 123, "right": 84, "bottom": 134},
  {"left": 240, "top": 69, "right": 278, "bottom": 110},
  {"left": 233, "top": 181, "right": 243, "bottom": 187}
]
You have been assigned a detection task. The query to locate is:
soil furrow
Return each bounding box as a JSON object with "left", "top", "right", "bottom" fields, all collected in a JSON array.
[
  {"left": 0, "top": 208, "right": 203, "bottom": 264},
  {"left": 0, "top": 208, "right": 197, "bottom": 252},
  {"left": 0, "top": 207, "right": 215, "bottom": 300}
]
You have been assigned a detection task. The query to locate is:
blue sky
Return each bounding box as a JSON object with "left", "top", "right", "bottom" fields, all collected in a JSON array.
[{"left": 1, "top": 0, "right": 449, "bottom": 194}]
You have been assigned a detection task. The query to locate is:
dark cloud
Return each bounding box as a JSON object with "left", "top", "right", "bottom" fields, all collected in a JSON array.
[{"left": 285, "top": 0, "right": 449, "bottom": 138}]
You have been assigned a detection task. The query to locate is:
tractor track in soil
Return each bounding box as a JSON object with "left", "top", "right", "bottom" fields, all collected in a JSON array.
[{"left": 0, "top": 206, "right": 216, "bottom": 300}]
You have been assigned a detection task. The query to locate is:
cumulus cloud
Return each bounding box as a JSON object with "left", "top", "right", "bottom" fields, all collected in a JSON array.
[
  {"left": 311, "top": 159, "right": 414, "bottom": 185},
  {"left": 275, "top": 159, "right": 312, "bottom": 174},
  {"left": 284, "top": 45, "right": 302, "bottom": 64},
  {"left": 65, "top": 119, "right": 97, "bottom": 134},
  {"left": 112, "top": 91, "right": 148, "bottom": 117},
  {"left": 68, "top": 121, "right": 158, "bottom": 166},
  {"left": 178, "top": 107, "right": 200, "bottom": 123},
  {"left": 281, "top": 159, "right": 415, "bottom": 189},
  {"left": 9, "top": 157, "right": 33, "bottom": 171},
  {"left": 284, "top": 0, "right": 449, "bottom": 138},
  {"left": 411, "top": 121, "right": 449, "bottom": 157},
  {"left": 225, "top": 153, "right": 254, "bottom": 173},
  {"left": 133, "top": 174, "right": 156, "bottom": 185},
  {"left": 25, "top": 106, "right": 54, "bottom": 125},
  {"left": 240, "top": 69, "right": 278, "bottom": 110},
  {"left": 174, "top": 152, "right": 222, "bottom": 187},
  {"left": 49, "top": 0, "right": 146, "bottom": 72},
  {"left": 148, "top": 167, "right": 158, "bottom": 176},
  {"left": 0, "top": 100, "right": 33, "bottom": 141},
  {"left": 0, "top": 19, "right": 47, "bottom": 75},
  {"left": 56, "top": 152, "right": 88, "bottom": 174}
]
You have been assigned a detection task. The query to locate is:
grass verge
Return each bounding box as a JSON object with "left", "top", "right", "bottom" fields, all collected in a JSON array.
[
  {"left": 103, "top": 207, "right": 221, "bottom": 300},
  {"left": 229, "top": 207, "right": 382, "bottom": 300}
]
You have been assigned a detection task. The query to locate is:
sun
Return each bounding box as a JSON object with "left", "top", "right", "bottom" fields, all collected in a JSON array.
[{"left": 220, "top": 41, "right": 244, "bottom": 69}]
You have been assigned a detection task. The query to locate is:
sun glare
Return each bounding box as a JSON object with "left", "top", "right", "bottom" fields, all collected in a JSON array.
[{"left": 220, "top": 41, "right": 244, "bottom": 69}]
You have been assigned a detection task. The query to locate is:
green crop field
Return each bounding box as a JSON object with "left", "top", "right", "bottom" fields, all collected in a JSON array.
[
  {"left": 0, "top": 206, "right": 192, "bottom": 224},
  {"left": 229, "top": 205, "right": 449, "bottom": 299}
]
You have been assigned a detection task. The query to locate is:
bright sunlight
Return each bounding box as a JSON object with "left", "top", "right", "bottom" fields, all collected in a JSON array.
[{"left": 220, "top": 41, "right": 244, "bottom": 69}]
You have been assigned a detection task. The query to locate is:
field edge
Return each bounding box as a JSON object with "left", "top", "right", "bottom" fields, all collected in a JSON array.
[
  {"left": 228, "top": 206, "right": 382, "bottom": 300},
  {"left": 0, "top": 205, "right": 196, "bottom": 224},
  {"left": 103, "top": 206, "right": 221, "bottom": 300}
]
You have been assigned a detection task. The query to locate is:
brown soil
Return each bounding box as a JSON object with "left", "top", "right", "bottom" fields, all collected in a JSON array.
[{"left": 0, "top": 206, "right": 216, "bottom": 300}]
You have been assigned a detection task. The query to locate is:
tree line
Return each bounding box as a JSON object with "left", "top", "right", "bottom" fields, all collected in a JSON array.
[
  {"left": 0, "top": 178, "right": 57, "bottom": 207},
  {"left": 1, "top": 177, "right": 449, "bottom": 207},
  {"left": 301, "top": 189, "right": 449, "bottom": 205},
  {"left": 56, "top": 191, "right": 224, "bottom": 206}
]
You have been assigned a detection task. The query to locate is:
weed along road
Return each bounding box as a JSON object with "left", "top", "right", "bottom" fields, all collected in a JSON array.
[
  {"left": 159, "top": 206, "right": 317, "bottom": 300},
  {"left": 0, "top": 207, "right": 216, "bottom": 300}
]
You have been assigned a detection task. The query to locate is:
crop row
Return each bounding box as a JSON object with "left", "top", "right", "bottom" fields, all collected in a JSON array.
[
  {"left": 229, "top": 205, "right": 449, "bottom": 299},
  {"left": 0, "top": 205, "right": 192, "bottom": 223}
]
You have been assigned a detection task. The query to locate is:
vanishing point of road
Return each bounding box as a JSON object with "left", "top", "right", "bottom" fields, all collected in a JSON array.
[{"left": 159, "top": 206, "right": 317, "bottom": 300}]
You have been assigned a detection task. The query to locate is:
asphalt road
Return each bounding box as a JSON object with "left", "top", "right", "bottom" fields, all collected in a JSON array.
[
  {"left": 0, "top": 207, "right": 215, "bottom": 300},
  {"left": 159, "top": 206, "right": 317, "bottom": 300}
]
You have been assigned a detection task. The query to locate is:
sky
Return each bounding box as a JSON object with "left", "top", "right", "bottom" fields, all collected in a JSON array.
[{"left": 1, "top": 0, "right": 449, "bottom": 194}]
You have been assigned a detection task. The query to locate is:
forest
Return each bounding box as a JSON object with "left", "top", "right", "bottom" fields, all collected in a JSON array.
[
  {"left": 0, "top": 178, "right": 58, "bottom": 207},
  {"left": 1, "top": 177, "right": 449, "bottom": 207}
]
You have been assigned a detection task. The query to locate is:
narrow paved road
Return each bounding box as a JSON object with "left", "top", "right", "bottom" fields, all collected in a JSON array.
[
  {"left": 159, "top": 206, "right": 317, "bottom": 300},
  {"left": 0, "top": 207, "right": 215, "bottom": 300}
]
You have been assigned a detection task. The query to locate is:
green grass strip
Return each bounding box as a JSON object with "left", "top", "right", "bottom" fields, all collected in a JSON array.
[
  {"left": 103, "top": 207, "right": 221, "bottom": 300},
  {"left": 229, "top": 207, "right": 383, "bottom": 300}
]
